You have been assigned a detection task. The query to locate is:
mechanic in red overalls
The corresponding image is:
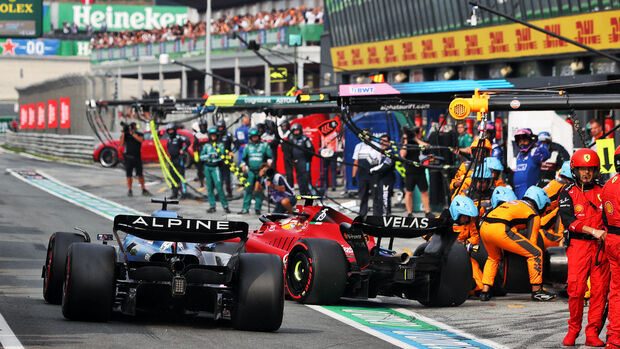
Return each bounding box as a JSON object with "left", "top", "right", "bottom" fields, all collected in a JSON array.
[
  {"left": 559, "top": 149, "right": 609, "bottom": 347},
  {"left": 602, "top": 145, "right": 620, "bottom": 349}
]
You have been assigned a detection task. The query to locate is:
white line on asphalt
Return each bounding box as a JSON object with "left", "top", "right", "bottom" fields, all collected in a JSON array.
[
  {"left": 7, "top": 169, "right": 146, "bottom": 219},
  {"left": 394, "top": 307, "right": 510, "bottom": 349},
  {"left": 0, "top": 311, "right": 24, "bottom": 349},
  {"left": 306, "top": 305, "right": 417, "bottom": 349}
]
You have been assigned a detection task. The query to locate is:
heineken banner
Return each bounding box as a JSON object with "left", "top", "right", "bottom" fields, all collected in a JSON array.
[{"left": 54, "top": 3, "right": 188, "bottom": 31}]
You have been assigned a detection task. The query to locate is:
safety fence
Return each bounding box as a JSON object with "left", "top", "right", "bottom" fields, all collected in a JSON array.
[{"left": 5, "top": 131, "right": 95, "bottom": 162}]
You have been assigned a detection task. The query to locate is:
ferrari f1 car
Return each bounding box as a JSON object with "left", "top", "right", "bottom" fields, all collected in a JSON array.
[
  {"left": 246, "top": 197, "right": 472, "bottom": 306},
  {"left": 42, "top": 198, "right": 284, "bottom": 331}
]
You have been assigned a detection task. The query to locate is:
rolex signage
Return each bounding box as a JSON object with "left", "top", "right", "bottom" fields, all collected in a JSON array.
[
  {"left": 56, "top": 3, "right": 188, "bottom": 31},
  {"left": 0, "top": 0, "right": 43, "bottom": 38}
]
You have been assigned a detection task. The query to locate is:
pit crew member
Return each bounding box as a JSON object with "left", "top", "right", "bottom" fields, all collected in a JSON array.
[
  {"left": 200, "top": 127, "right": 230, "bottom": 214},
  {"left": 513, "top": 128, "right": 550, "bottom": 199}
]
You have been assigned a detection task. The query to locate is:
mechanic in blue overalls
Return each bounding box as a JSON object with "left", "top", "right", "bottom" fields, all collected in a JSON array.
[
  {"left": 234, "top": 114, "right": 251, "bottom": 165},
  {"left": 166, "top": 123, "right": 190, "bottom": 199},
  {"left": 513, "top": 128, "right": 550, "bottom": 199}
]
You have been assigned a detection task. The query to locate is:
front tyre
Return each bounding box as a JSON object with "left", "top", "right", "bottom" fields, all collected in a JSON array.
[
  {"left": 285, "top": 238, "right": 348, "bottom": 305},
  {"left": 232, "top": 253, "right": 284, "bottom": 331},
  {"left": 99, "top": 147, "right": 119, "bottom": 168},
  {"left": 62, "top": 243, "right": 116, "bottom": 321}
]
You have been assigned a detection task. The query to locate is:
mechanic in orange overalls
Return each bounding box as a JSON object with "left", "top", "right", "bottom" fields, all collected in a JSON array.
[
  {"left": 452, "top": 157, "right": 505, "bottom": 200},
  {"left": 603, "top": 145, "right": 620, "bottom": 349},
  {"left": 450, "top": 138, "right": 492, "bottom": 194},
  {"left": 559, "top": 149, "right": 609, "bottom": 347},
  {"left": 539, "top": 161, "right": 573, "bottom": 248},
  {"left": 479, "top": 186, "right": 555, "bottom": 302},
  {"left": 450, "top": 195, "right": 481, "bottom": 292}
]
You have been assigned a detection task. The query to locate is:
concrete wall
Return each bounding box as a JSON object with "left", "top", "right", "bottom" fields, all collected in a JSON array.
[{"left": 0, "top": 56, "right": 91, "bottom": 101}]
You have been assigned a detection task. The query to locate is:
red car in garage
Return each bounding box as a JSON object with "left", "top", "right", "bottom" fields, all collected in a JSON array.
[{"left": 93, "top": 128, "right": 195, "bottom": 168}]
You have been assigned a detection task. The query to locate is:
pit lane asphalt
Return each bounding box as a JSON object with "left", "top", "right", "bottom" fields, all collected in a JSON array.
[{"left": 0, "top": 150, "right": 599, "bottom": 348}]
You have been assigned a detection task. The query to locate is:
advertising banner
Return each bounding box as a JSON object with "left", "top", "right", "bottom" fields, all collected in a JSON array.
[
  {"left": 36, "top": 102, "right": 45, "bottom": 129},
  {"left": 0, "top": 38, "right": 60, "bottom": 55},
  {"left": 59, "top": 97, "right": 70, "bottom": 129},
  {"left": 47, "top": 99, "right": 57, "bottom": 128},
  {"left": 19, "top": 105, "right": 27, "bottom": 129},
  {"left": 0, "top": 0, "right": 43, "bottom": 38},
  {"left": 27, "top": 103, "right": 35, "bottom": 129},
  {"left": 56, "top": 3, "right": 188, "bottom": 32},
  {"left": 330, "top": 9, "right": 620, "bottom": 71}
]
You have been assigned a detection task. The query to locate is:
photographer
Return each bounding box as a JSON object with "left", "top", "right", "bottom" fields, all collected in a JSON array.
[
  {"left": 400, "top": 126, "right": 432, "bottom": 218},
  {"left": 119, "top": 122, "right": 150, "bottom": 197},
  {"left": 258, "top": 163, "right": 297, "bottom": 214}
]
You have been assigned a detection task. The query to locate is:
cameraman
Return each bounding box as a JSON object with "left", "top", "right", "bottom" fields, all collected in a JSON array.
[
  {"left": 258, "top": 163, "right": 297, "bottom": 214},
  {"left": 400, "top": 126, "right": 432, "bottom": 218},
  {"left": 120, "top": 122, "right": 150, "bottom": 197}
]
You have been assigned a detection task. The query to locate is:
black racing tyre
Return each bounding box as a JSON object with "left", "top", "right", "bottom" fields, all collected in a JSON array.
[
  {"left": 43, "top": 232, "right": 86, "bottom": 304},
  {"left": 421, "top": 241, "right": 471, "bottom": 307},
  {"left": 232, "top": 253, "right": 284, "bottom": 331},
  {"left": 62, "top": 243, "right": 116, "bottom": 321},
  {"left": 285, "top": 238, "right": 348, "bottom": 305},
  {"left": 99, "top": 147, "right": 119, "bottom": 168}
]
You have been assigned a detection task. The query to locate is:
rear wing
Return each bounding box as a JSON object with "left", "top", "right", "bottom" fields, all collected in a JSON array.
[
  {"left": 113, "top": 215, "right": 248, "bottom": 243},
  {"left": 352, "top": 215, "right": 448, "bottom": 239}
]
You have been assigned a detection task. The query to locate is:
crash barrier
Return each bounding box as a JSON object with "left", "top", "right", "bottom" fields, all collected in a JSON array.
[{"left": 5, "top": 131, "right": 95, "bottom": 162}]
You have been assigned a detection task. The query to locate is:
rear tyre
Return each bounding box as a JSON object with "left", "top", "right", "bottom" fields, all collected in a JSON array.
[
  {"left": 232, "top": 253, "right": 284, "bottom": 331},
  {"left": 43, "top": 232, "right": 86, "bottom": 304},
  {"left": 98, "top": 147, "right": 119, "bottom": 168},
  {"left": 285, "top": 238, "right": 348, "bottom": 305},
  {"left": 62, "top": 243, "right": 116, "bottom": 321},
  {"left": 421, "top": 241, "right": 471, "bottom": 307}
]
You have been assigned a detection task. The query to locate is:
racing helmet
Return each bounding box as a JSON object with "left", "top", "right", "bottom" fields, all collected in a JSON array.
[
  {"left": 215, "top": 119, "right": 226, "bottom": 129},
  {"left": 166, "top": 122, "right": 177, "bottom": 130},
  {"left": 515, "top": 128, "right": 535, "bottom": 152},
  {"left": 491, "top": 186, "right": 517, "bottom": 209},
  {"left": 559, "top": 161, "right": 573, "bottom": 179},
  {"left": 208, "top": 126, "right": 218, "bottom": 135},
  {"left": 248, "top": 127, "right": 260, "bottom": 140},
  {"left": 523, "top": 186, "right": 551, "bottom": 211},
  {"left": 484, "top": 157, "right": 504, "bottom": 172},
  {"left": 615, "top": 145, "right": 620, "bottom": 171},
  {"left": 449, "top": 195, "right": 479, "bottom": 221},
  {"left": 570, "top": 148, "right": 600, "bottom": 185},
  {"left": 199, "top": 119, "right": 208, "bottom": 133},
  {"left": 538, "top": 131, "right": 552, "bottom": 143},
  {"left": 472, "top": 164, "right": 493, "bottom": 179},
  {"left": 291, "top": 123, "right": 302, "bottom": 132}
]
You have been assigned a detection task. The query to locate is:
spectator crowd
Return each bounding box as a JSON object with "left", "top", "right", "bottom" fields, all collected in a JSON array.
[{"left": 90, "top": 6, "right": 323, "bottom": 49}]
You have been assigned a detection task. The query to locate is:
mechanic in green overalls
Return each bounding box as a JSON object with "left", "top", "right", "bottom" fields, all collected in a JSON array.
[
  {"left": 239, "top": 127, "right": 273, "bottom": 214},
  {"left": 200, "top": 126, "right": 231, "bottom": 214}
]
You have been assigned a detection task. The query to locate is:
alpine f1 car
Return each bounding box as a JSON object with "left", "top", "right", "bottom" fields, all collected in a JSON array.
[
  {"left": 246, "top": 197, "right": 472, "bottom": 306},
  {"left": 42, "top": 198, "right": 284, "bottom": 331}
]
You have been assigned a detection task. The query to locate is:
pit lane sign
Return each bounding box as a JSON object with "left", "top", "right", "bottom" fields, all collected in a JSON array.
[
  {"left": 596, "top": 138, "right": 616, "bottom": 173},
  {"left": 0, "top": 0, "right": 42, "bottom": 38},
  {"left": 269, "top": 67, "right": 288, "bottom": 83}
]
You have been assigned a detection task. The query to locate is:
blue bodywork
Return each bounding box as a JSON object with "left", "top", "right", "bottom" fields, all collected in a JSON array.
[{"left": 121, "top": 209, "right": 207, "bottom": 263}]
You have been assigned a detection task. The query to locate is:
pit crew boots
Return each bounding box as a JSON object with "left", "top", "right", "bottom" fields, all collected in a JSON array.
[
  {"left": 563, "top": 331, "right": 579, "bottom": 346},
  {"left": 585, "top": 331, "right": 605, "bottom": 347}
]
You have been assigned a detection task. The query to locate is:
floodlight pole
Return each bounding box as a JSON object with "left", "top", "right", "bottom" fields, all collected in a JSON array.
[{"left": 205, "top": 0, "right": 212, "bottom": 95}]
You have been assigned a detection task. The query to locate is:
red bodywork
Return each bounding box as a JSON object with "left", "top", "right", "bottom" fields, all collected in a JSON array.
[
  {"left": 93, "top": 129, "right": 195, "bottom": 164},
  {"left": 246, "top": 205, "right": 375, "bottom": 265}
]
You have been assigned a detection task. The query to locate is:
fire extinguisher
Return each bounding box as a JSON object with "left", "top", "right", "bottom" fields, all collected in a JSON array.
[
  {"left": 495, "top": 117, "right": 503, "bottom": 140},
  {"left": 604, "top": 114, "right": 614, "bottom": 138},
  {"left": 466, "top": 119, "right": 474, "bottom": 136}
]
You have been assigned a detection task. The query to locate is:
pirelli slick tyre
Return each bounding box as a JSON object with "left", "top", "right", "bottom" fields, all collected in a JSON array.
[
  {"left": 285, "top": 238, "right": 348, "bottom": 305},
  {"left": 62, "top": 243, "right": 116, "bottom": 322},
  {"left": 43, "top": 232, "right": 87, "bottom": 304},
  {"left": 421, "top": 241, "right": 471, "bottom": 307},
  {"left": 99, "top": 147, "right": 119, "bottom": 168},
  {"left": 232, "top": 253, "right": 284, "bottom": 331}
]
